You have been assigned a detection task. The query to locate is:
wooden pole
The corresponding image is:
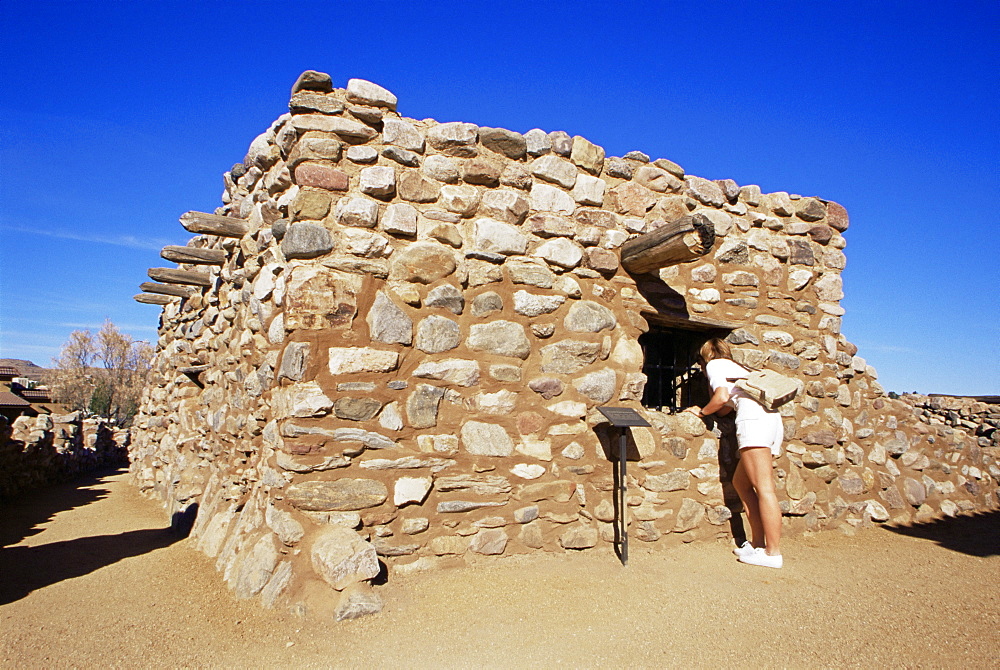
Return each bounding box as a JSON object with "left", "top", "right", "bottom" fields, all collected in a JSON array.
[
  {"left": 134, "top": 293, "right": 175, "bottom": 305},
  {"left": 139, "top": 282, "right": 195, "bottom": 297},
  {"left": 147, "top": 267, "right": 212, "bottom": 287},
  {"left": 179, "top": 211, "right": 249, "bottom": 238},
  {"left": 620, "top": 213, "right": 716, "bottom": 274},
  {"left": 161, "top": 245, "right": 227, "bottom": 265}
]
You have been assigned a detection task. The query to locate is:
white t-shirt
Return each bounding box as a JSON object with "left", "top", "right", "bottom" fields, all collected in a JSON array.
[{"left": 704, "top": 358, "right": 769, "bottom": 421}]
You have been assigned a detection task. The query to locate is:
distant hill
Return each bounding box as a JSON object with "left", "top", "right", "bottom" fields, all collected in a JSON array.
[{"left": 0, "top": 359, "right": 50, "bottom": 382}]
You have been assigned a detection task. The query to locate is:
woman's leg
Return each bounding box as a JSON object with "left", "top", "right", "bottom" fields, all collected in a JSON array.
[
  {"left": 731, "top": 457, "right": 764, "bottom": 548},
  {"left": 738, "top": 446, "right": 782, "bottom": 555}
]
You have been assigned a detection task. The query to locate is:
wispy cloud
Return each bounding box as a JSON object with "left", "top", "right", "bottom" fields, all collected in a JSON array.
[{"left": 1, "top": 223, "right": 171, "bottom": 251}]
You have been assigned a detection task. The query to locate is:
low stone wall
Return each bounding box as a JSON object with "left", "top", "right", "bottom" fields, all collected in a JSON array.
[
  {"left": 127, "top": 71, "right": 1000, "bottom": 620},
  {"left": 901, "top": 394, "right": 1000, "bottom": 449},
  {"left": 0, "top": 413, "right": 130, "bottom": 498}
]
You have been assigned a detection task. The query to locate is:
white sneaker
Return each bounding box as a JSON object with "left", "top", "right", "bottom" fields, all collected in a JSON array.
[
  {"left": 732, "top": 541, "right": 756, "bottom": 558},
  {"left": 738, "top": 547, "right": 783, "bottom": 569}
]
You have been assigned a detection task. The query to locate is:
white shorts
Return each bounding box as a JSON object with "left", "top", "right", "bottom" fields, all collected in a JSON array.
[{"left": 736, "top": 412, "right": 783, "bottom": 457}]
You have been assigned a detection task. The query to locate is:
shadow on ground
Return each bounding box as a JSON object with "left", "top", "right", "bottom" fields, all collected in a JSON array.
[
  {"left": 0, "top": 467, "right": 185, "bottom": 605},
  {"left": 882, "top": 508, "right": 1000, "bottom": 558}
]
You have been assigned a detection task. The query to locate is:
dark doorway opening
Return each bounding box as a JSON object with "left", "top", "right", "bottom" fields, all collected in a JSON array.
[{"left": 639, "top": 328, "right": 712, "bottom": 413}]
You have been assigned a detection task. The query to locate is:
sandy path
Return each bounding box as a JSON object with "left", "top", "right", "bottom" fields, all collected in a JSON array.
[{"left": 1, "top": 469, "right": 998, "bottom": 669}]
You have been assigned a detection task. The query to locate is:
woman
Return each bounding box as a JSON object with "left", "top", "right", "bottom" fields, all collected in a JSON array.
[{"left": 686, "top": 338, "right": 783, "bottom": 569}]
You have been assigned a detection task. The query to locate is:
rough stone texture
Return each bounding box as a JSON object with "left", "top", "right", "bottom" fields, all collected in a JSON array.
[
  {"left": 311, "top": 526, "right": 381, "bottom": 590},
  {"left": 127, "top": 71, "right": 999, "bottom": 622}
]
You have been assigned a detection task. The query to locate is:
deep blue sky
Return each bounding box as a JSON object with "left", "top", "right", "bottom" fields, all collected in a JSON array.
[{"left": 1, "top": 1, "right": 997, "bottom": 394}]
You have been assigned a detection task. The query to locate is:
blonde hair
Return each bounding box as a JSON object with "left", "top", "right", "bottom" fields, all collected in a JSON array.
[{"left": 698, "top": 337, "right": 732, "bottom": 364}]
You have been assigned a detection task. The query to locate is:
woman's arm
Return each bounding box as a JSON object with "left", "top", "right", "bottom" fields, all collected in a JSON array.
[{"left": 686, "top": 385, "right": 733, "bottom": 418}]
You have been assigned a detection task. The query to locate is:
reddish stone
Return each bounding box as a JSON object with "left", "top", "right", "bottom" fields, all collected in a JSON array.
[
  {"left": 807, "top": 225, "right": 834, "bottom": 244},
  {"left": 826, "top": 201, "right": 850, "bottom": 231},
  {"left": 516, "top": 411, "right": 545, "bottom": 435},
  {"left": 294, "top": 162, "right": 349, "bottom": 191},
  {"left": 586, "top": 247, "right": 619, "bottom": 274}
]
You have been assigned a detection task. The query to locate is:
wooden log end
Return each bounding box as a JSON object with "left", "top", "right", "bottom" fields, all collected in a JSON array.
[{"left": 134, "top": 293, "right": 174, "bottom": 305}]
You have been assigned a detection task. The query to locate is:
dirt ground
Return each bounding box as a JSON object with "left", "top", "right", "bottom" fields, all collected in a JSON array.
[{"left": 1, "top": 469, "right": 998, "bottom": 669}]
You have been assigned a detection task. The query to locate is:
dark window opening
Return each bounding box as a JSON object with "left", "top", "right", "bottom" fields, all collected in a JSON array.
[{"left": 639, "top": 328, "right": 712, "bottom": 413}]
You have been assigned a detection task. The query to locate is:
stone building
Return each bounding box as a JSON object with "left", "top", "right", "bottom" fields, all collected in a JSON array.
[{"left": 128, "top": 71, "right": 999, "bottom": 620}]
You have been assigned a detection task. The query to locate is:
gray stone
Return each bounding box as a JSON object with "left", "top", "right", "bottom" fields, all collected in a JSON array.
[
  {"left": 564, "top": 300, "right": 616, "bottom": 333},
  {"left": 605, "top": 157, "right": 634, "bottom": 179},
  {"left": 382, "top": 117, "right": 424, "bottom": 152},
  {"left": 359, "top": 457, "right": 454, "bottom": 471},
  {"left": 415, "top": 315, "right": 461, "bottom": 354},
  {"left": 479, "top": 127, "right": 527, "bottom": 160},
  {"left": 412, "top": 358, "right": 481, "bottom": 387},
  {"left": 290, "top": 114, "right": 377, "bottom": 142},
  {"left": 335, "top": 589, "right": 384, "bottom": 621},
  {"left": 426, "top": 122, "right": 479, "bottom": 157},
  {"left": 570, "top": 136, "right": 604, "bottom": 175},
  {"left": 436, "top": 474, "right": 512, "bottom": 495},
  {"left": 277, "top": 341, "right": 311, "bottom": 382},
  {"left": 475, "top": 218, "right": 528, "bottom": 256},
  {"left": 346, "top": 145, "right": 378, "bottom": 164},
  {"left": 468, "top": 320, "right": 531, "bottom": 359},
  {"left": 232, "top": 534, "right": 280, "bottom": 599},
  {"left": 903, "top": 477, "right": 927, "bottom": 507},
  {"left": 335, "top": 397, "right": 383, "bottom": 421},
  {"left": 333, "top": 427, "right": 397, "bottom": 451},
  {"left": 286, "top": 479, "right": 388, "bottom": 512},
  {"left": 426, "top": 284, "right": 465, "bottom": 314},
  {"left": 838, "top": 472, "right": 866, "bottom": 496},
  {"left": 281, "top": 222, "right": 334, "bottom": 259},
  {"left": 406, "top": 384, "right": 446, "bottom": 429},
  {"left": 645, "top": 470, "right": 691, "bottom": 493},
  {"left": 437, "top": 500, "right": 507, "bottom": 513},
  {"left": 715, "top": 239, "right": 749, "bottom": 264},
  {"left": 265, "top": 504, "right": 305, "bottom": 546},
  {"left": 530, "top": 182, "right": 576, "bottom": 214},
  {"left": 540, "top": 340, "right": 601, "bottom": 374},
  {"left": 559, "top": 524, "right": 598, "bottom": 549},
  {"left": 788, "top": 239, "right": 815, "bottom": 266},
  {"left": 292, "top": 70, "right": 333, "bottom": 94},
  {"left": 507, "top": 259, "right": 555, "bottom": 288},
  {"left": 461, "top": 420, "right": 515, "bottom": 456},
  {"left": 311, "top": 526, "right": 380, "bottom": 591},
  {"left": 423, "top": 155, "right": 460, "bottom": 183},
  {"left": 471, "top": 291, "right": 503, "bottom": 316},
  {"left": 367, "top": 291, "right": 413, "bottom": 345},
  {"left": 572, "top": 368, "right": 617, "bottom": 404},
  {"left": 768, "top": 350, "right": 801, "bottom": 370},
  {"left": 439, "top": 184, "right": 481, "bottom": 216},
  {"left": 685, "top": 176, "right": 725, "bottom": 207},
  {"left": 674, "top": 498, "right": 705, "bottom": 533},
  {"left": 383, "top": 145, "right": 420, "bottom": 168}
]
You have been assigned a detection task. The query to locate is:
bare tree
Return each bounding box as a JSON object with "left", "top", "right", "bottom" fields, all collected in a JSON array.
[{"left": 51, "top": 320, "right": 153, "bottom": 425}]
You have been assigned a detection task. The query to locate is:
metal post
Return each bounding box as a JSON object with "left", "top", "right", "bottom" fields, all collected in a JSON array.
[{"left": 619, "top": 427, "right": 628, "bottom": 566}]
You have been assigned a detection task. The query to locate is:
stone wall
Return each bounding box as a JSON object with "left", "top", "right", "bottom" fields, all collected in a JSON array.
[
  {"left": 0, "top": 412, "right": 129, "bottom": 498},
  {"left": 128, "top": 71, "right": 999, "bottom": 620}
]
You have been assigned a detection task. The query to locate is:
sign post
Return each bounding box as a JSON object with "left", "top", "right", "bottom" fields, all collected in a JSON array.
[{"left": 597, "top": 407, "right": 651, "bottom": 567}]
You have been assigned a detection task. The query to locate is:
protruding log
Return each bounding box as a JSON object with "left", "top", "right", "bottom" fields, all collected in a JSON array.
[
  {"left": 147, "top": 267, "right": 212, "bottom": 287},
  {"left": 178, "top": 364, "right": 210, "bottom": 375},
  {"left": 161, "top": 245, "right": 227, "bottom": 265},
  {"left": 179, "top": 211, "right": 249, "bottom": 238},
  {"left": 134, "top": 293, "right": 174, "bottom": 305},
  {"left": 139, "top": 282, "right": 195, "bottom": 297},
  {"left": 620, "top": 213, "right": 716, "bottom": 274}
]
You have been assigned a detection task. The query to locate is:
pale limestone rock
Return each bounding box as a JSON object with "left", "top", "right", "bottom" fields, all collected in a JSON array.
[
  {"left": 572, "top": 368, "right": 617, "bottom": 404},
  {"left": 468, "top": 320, "right": 531, "bottom": 359},
  {"left": 232, "top": 534, "right": 280, "bottom": 599},
  {"left": 570, "top": 136, "right": 604, "bottom": 175},
  {"left": 479, "top": 189, "right": 529, "bottom": 224},
  {"left": 336, "top": 196, "right": 379, "bottom": 228},
  {"left": 507, "top": 258, "right": 555, "bottom": 288},
  {"left": 530, "top": 155, "right": 578, "bottom": 188},
  {"left": 685, "top": 176, "right": 725, "bottom": 207},
  {"left": 413, "top": 358, "right": 480, "bottom": 387},
  {"left": 439, "top": 184, "right": 481, "bottom": 217},
  {"left": 474, "top": 217, "right": 529, "bottom": 256},
  {"left": 564, "top": 300, "right": 616, "bottom": 332},
  {"left": 346, "top": 78, "right": 397, "bottom": 110},
  {"left": 549, "top": 400, "right": 587, "bottom": 417},
  {"left": 382, "top": 118, "right": 424, "bottom": 152},
  {"left": 511, "top": 463, "right": 546, "bottom": 479},
  {"left": 426, "top": 122, "right": 479, "bottom": 157},
  {"left": 513, "top": 290, "right": 566, "bottom": 317},
  {"left": 469, "top": 528, "right": 508, "bottom": 555},
  {"left": 673, "top": 498, "right": 705, "bottom": 532},
  {"left": 423, "top": 154, "right": 460, "bottom": 183},
  {"left": 415, "top": 315, "right": 461, "bottom": 354},
  {"left": 378, "top": 401, "right": 404, "bottom": 431},
  {"left": 287, "top": 479, "right": 388, "bottom": 512},
  {"left": 391, "top": 241, "right": 457, "bottom": 284},
  {"left": 814, "top": 272, "right": 844, "bottom": 301},
  {"left": 540, "top": 339, "right": 601, "bottom": 374},
  {"left": 461, "top": 420, "right": 515, "bottom": 456},
  {"left": 328, "top": 347, "right": 399, "bottom": 375},
  {"left": 311, "top": 526, "right": 380, "bottom": 591},
  {"left": 559, "top": 523, "right": 598, "bottom": 549},
  {"left": 524, "top": 128, "right": 551, "bottom": 156},
  {"left": 394, "top": 477, "right": 433, "bottom": 506},
  {"left": 290, "top": 114, "right": 377, "bottom": 141},
  {"left": 530, "top": 182, "right": 575, "bottom": 214},
  {"left": 516, "top": 437, "right": 553, "bottom": 461},
  {"left": 474, "top": 389, "right": 518, "bottom": 414},
  {"left": 359, "top": 166, "right": 396, "bottom": 198},
  {"left": 536, "top": 237, "right": 584, "bottom": 269}
]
